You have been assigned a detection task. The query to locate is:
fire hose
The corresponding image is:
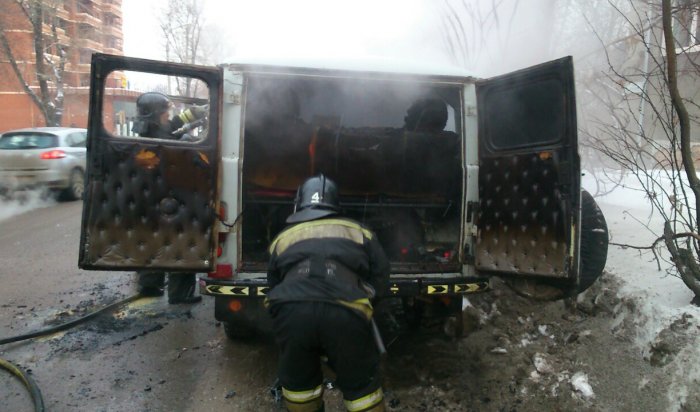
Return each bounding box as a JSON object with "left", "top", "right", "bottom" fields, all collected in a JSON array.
[
  {"left": 0, "top": 293, "right": 143, "bottom": 412},
  {"left": 0, "top": 358, "right": 44, "bottom": 412}
]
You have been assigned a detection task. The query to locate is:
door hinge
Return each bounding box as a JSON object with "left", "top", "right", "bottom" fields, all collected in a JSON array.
[
  {"left": 464, "top": 244, "right": 475, "bottom": 265},
  {"left": 228, "top": 93, "right": 241, "bottom": 105},
  {"left": 466, "top": 200, "right": 478, "bottom": 223}
]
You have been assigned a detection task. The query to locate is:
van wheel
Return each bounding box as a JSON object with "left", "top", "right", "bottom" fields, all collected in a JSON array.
[
  {"left": 506, "top": 190, "right": 608, "bottom": 300},
  {"left": 61, "top": 169, "right": 84, "bottom": 201},
  {"left": 577, "top": 189, "right": 608, "bottom": 293},
  {"left": 223, "top": 320, "right": 255, "bottom": 340}
]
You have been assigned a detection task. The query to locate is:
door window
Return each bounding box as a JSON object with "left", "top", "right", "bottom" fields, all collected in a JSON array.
[
  {"left": 102, "top": 71, "right": 211, "bottom": 143},
  {"left": 480, "top": 78, "right": 565, "bottom": 152}
]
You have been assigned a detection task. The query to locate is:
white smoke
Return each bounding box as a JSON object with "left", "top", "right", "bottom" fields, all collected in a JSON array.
[{"left": 0, "top": 189, "right": 56, "bottom": 223}]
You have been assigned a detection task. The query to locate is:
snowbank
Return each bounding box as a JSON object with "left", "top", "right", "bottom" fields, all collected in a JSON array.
[{"left": 583, "top": 171, "right": 700, "bottom": 412}]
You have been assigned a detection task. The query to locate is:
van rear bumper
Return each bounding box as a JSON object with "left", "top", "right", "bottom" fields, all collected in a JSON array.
[{"left": 199, "top": 275, "right": 491, "bottom": 298}]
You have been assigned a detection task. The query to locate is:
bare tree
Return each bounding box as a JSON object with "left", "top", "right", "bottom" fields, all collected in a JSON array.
[
  {"left": 440, "top": 0, "right": 700, "bottom": 303},
  {"left": 0, "top": 0, "right": 67, "bottom": 126},
  {"left": 440, "top": 0, "right": 569, "bottom": 74},
  {"left": 159, "top": 0, "right": 205, "bottom": 97},
  {"left": 440, "top": 0, "right": 521, "bottom": 70},
  {"left": 660, "top": 0, "right": 700, "bottom": 303},
  {"left": 580, "top": 0, "right": 700, "bottom": 304}
]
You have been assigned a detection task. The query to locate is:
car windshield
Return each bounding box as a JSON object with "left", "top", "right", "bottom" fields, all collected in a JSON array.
[{"left": 0, "top": 133, "right": 58, "bottom": 150}]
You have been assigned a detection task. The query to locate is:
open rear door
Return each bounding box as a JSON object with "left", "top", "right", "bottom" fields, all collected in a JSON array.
[
  {"left": 475, "top": 56, "right": 580, "bottom": 298},
  {"left": 78, "top": 54, "right": 222, "bottom": 272}
]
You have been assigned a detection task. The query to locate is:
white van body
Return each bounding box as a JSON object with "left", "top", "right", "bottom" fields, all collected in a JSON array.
[{"left": 78, "top": 54, "right": 607, "bottom": 336}]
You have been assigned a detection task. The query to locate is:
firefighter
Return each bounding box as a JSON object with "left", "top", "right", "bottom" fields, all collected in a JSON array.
[
  {"left": 403, "top": 97, "right": 448, "bottom": 132},
  {"left": 267, "top": 175, "right": 390, "bottom": 412},
  {"left": 132, "top": 91, "right": 207, "bottom": 140},
  {"left": 132, "top": 91, "right": 207, "bottom": 304}
]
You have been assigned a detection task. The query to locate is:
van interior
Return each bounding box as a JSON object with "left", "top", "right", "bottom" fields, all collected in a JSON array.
[{"left": 240, "top": 74, "right": 465, "bottom": 273}]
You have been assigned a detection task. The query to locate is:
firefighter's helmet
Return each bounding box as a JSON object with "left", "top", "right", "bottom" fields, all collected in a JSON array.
[
  {"left": 286, "top": 174, "right": 340, "bottom": 224},
  {"left": 132, "top": 92, "right": 171, "bottom": 135}
]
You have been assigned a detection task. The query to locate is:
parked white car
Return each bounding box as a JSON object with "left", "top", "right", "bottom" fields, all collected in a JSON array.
[{"left": 0, "top": 127, "right": 87, "bottom": 200}]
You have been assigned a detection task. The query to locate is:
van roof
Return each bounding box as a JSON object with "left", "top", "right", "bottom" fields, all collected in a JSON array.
[{"left": 221, "top": 55, "right": 478, "bottom": 80}]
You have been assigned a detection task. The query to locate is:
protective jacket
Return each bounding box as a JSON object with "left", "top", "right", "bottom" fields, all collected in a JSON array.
[{"left": 266, "top": 217, "right": 390, "bottom": 320}]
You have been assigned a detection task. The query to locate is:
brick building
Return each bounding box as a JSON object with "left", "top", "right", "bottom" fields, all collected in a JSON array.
[{"left": 0, "top": 0, "right": 127, "bottom": 130}]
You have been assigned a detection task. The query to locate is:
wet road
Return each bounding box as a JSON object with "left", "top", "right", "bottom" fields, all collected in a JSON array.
[
  {"left": 0, "top": 201, "right": 280, "bottom": 411},
  {"left": 0, "top": 201, "right": 482, "bottom": 412},
  {"left": 3, "top": 201, "right": 666, "bottom": 412}
]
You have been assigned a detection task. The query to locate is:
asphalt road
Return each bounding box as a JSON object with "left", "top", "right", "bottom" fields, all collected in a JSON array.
[
  {"left": 0, "top": 201, "right": 280, "bottom": 411},
  {"left": 4, "top": 200, "right": 684, "bottom": 412}
]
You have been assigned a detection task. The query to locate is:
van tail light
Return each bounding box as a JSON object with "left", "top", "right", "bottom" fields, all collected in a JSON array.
[
  {"left": 210, "top": 203, "right": 232, "bottom": 279},
  {"left": 209, "top": 264, "right": 233, "bottom": 279},
  {"left": 228, "top": 299, "right": 243, "bottom": 312},
  {"left": 40, "top": 150, "right": 66, "bottom": 159},
  {"left": 217, "top": 203, "right": 229, "bottom": 257}
]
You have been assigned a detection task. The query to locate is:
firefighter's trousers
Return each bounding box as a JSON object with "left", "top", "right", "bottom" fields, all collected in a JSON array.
[
  {"left": 137, "top": 271, "right": 196, "bottom": 300},
  {"left": 271, "top": 301, "right": 385, "bottom": 412}
]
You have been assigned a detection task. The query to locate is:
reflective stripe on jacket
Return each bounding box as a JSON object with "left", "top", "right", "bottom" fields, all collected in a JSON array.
[{"left": 266, "top": 217, "right": 390, "bottom": 320}]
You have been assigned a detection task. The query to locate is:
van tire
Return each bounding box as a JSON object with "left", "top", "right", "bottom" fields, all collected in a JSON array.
[
  {"left": 223, "top": 320, "right": 255, "bottom": 340},
  {"left": 577, "top": 190, "right": 608, "bottom": 293}
]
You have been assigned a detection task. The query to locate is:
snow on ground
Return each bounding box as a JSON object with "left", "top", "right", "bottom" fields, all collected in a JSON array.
[{"left": 582, "top": 171, "right": 700, "bottom": 411}]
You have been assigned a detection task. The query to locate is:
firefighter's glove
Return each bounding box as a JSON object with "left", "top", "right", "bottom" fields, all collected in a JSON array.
[{"left": 179, "top": 104, "right": 208, "bottom": 123}]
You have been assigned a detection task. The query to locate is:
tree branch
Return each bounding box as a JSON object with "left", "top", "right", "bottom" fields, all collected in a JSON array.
[
  {"left": 663, "top": 0, "right": 700, "bottom": 231},
  {"left": 0, "top": 12, "right": 47, "bottom": 120}
]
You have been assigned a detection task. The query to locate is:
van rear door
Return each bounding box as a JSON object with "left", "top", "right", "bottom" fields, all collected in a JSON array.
[
  {"left": 475, "top": 56, "right": 580, "bottom": 296},
  {"left": 78, "top": 54, "right": 222, "bottom": 272}
]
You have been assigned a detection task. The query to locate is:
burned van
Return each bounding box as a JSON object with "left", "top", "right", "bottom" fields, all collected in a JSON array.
[{"left": 79, "top": 54, "right": 608, "bottom": 338}]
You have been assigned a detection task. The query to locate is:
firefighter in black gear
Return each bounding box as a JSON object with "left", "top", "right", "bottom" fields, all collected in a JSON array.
[
  {"left": 132, "top": 91, "right": 207, "bottom": 303},
  {"left": 132, "top": 91, "right": 207, "bottom": 140},
  {"left": 267, "top": 175, "right": 390, "bottom": 412}
]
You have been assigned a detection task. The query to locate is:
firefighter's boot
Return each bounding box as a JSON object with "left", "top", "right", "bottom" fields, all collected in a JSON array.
[{"left": 167, "top": 273, "right": 202, "bottom": 304}]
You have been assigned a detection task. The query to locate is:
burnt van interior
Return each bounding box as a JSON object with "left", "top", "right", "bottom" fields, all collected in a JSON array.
[{"left": 240, "top": 75, "right": 465, "bottom": 273}]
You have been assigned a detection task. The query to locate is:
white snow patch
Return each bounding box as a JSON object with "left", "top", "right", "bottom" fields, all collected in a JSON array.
[
  {"left": 537, "top": 324, "right": 555, "bottom": 339},
  {"left": 533, "top": 353, "right": 553, "bottom": 374},
  {"left": 570, "top": 372, "right": 595, "bottom": 399},
  {"left": 480, "top": 302, "right": 500, "bottom": 324},
  {"left": 638, "top": 377, "right": 650, "bottom": 390},
  {"left": 550, "top": 382, "right": 560, "bottom": 397},
  {"left": 665, "top": 325, "right": 700, "bottom": 412},
  {"left": 583, "top": 170, "right": 700, "bottom": 407}
]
